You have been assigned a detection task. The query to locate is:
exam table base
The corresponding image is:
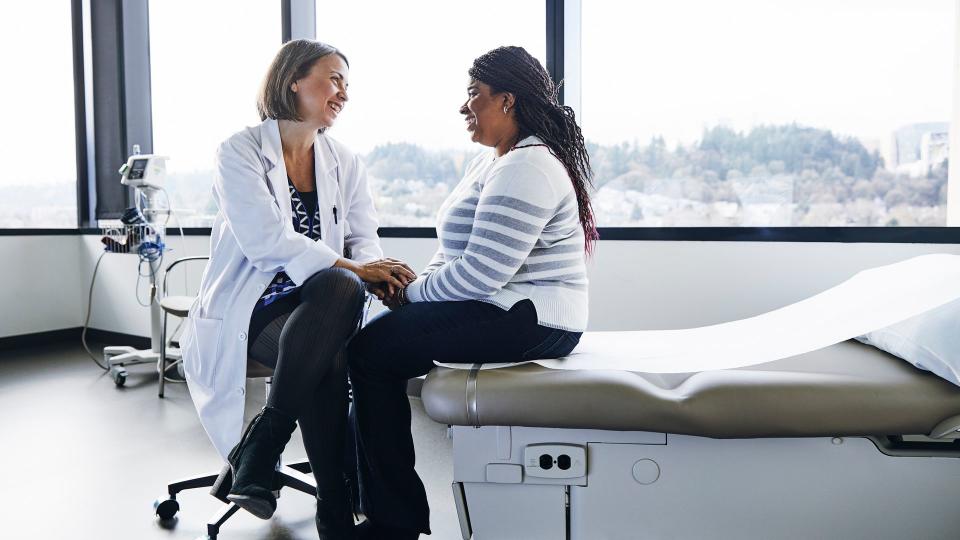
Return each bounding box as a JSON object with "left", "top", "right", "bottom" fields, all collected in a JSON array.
[{"left": 450, "top": 426, "right": 960, "bottom": 540}]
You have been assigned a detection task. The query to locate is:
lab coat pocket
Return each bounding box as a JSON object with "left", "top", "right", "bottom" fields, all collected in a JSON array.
[{"left": 182, "top": 316, "right": 224, "bottom": 389}]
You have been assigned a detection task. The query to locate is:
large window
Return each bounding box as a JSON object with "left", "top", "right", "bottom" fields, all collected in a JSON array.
[
  {"left": 149, "top": 0, "right": 280, "bottom": 227},
  {"left": 317, "top": 0, "right": 546, "bottom": 226},
  {"left": 581, "top": 0, "right": 956, "bottom": 227},
  {"left": 0, "top": 2, "right": 78, "bottom": 228}
]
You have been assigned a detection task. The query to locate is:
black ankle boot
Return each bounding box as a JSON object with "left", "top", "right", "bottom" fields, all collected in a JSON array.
[
  {"left": 315, "top": 486, "right": 356, "bottom": 540},
  {"left": 226, "top": 406, "right": 297, "bottom": 519}
]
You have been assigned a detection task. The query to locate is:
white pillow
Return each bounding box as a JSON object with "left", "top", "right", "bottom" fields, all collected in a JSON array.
[{"left": 856, "top": 298, "right": 960, "bottom": 387}]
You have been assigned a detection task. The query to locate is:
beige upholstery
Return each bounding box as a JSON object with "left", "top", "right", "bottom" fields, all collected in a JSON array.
[{"left": 422, "top": 340, "right": 960, "bottom": 438}]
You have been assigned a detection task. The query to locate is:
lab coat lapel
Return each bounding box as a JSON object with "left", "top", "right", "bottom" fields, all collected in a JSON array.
[
  {"left": 313, "top": 134, "right": 340, "bottom": 240},
  {"left": 260, "top": 119, "right": 292, "bottom": 222}
]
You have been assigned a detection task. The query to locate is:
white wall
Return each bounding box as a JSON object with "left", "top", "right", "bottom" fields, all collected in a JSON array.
[
  {"left": 0, "top": 235, "right": 83, "bottom": 338},
  {"left": 75, "top": 235, "right": 440, "bottom": 338},
  {"left": 66, "top": 235, "right": 960, "bottom": 336},
  {"left": 78, "top": 233, "right": 213, "bottom": 337},
  {"left": 4, "top": 234, "right": 960, "bottom": 339},
  {"left": 586, "top": 241, "right": 960, "bottom": 330}
]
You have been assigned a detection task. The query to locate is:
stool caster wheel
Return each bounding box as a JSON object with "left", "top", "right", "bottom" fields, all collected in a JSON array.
[
  {"left": 111, "top": 366, "right": 127, "bottom": 387},
  {"left": 154, "top": 496, "right": 179, "bottom": 520}
]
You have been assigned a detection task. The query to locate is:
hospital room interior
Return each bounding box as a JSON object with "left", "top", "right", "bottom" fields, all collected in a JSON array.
[{"left": 4, "top": 1, "right": 960, "bottom": 539}]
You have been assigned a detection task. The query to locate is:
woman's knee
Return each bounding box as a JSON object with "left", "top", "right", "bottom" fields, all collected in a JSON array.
[
  {"left": 346, "top": 328, "right": 384, "bottom": 381},
  {"left": 302, "top": 266, "right": 366, "bottom": 310},
  {"left": 346, "top": 333, "right": 369, "bottom": 370}
]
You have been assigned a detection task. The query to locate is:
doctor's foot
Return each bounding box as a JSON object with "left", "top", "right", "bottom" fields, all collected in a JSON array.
[
  {"left": 226, "top": 405, "right": 297, "bottom": 519},
  {"left": 315, "top": 486, "right": 357, "bottom": 540},
  {"left": 355, "top": 519, "right": 420, "bottom": 540}
]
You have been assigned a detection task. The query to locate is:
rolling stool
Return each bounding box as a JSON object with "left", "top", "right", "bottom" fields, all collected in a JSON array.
[
  {"left": 154, "top": 357, "right": 318, "bottom": 540},
  {"left": 156, "top": 266, "right": 370, "bottom": 536}
]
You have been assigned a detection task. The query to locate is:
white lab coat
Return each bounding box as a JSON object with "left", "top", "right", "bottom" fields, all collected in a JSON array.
[{"left": 180, "top": 118, "right": 383, "bottom": 460}]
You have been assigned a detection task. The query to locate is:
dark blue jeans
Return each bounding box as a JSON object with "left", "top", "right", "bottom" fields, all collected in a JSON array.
[{"left": 347, "top": 299, "right": 581, "bottom": 534}]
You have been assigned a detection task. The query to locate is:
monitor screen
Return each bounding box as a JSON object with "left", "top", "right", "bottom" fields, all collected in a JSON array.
[{"left": 129, "top": 158, "right": 149, "bottom": 180}]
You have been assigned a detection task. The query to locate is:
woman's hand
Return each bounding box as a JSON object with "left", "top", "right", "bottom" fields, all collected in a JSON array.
[
  {"left": 337, "top": 257, "right": 417, "bottom": 290},
  {"left": 367, "top": 282, "right": 406, "bottom": 310}
]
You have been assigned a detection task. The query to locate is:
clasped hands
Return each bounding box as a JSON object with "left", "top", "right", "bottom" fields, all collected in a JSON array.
[{"left": 345, "top": 257, "right": 417, "bottom": 309}]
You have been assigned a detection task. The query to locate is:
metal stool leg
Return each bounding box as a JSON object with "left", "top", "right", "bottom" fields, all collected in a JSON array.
[
  {"left": 159, "top": 311, "right": 168, "bottom": 398},
  {"left": 204, "top": 502, "right": 241, "bottom": 540},
  {"left": 276, "top": 465, "right": 317, "bottom": 496},
  {"left": 167, "top": 470, "right": 222, "bottom": 495},
  {"left": 154, "top": 468, "right": 224, "bottom": 521}
]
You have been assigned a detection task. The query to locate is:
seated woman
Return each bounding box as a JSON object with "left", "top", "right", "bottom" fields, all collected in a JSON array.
[
  {"left": 347, "top": 46, "right": 598, "bottom": 539},
  {"left": 180, "top": 39, "right": 415, "bottom": 539}
]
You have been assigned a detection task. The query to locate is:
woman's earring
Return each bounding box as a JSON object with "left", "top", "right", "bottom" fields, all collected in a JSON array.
[{"left": 503, "top": 106, "right": 509, "bottom": 114}]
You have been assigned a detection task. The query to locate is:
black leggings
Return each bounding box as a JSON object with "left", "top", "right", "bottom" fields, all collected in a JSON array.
[{"left": 247, "top": 266, "right": 366, "bottom": 491}]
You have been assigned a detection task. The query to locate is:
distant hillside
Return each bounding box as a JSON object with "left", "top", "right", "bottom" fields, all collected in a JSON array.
[
  {"left": 588, "top": 124, "right": 883, "bottom": 187},
  {"left": 365, "top": 143, "right": 475, "bottom": 185},
  {"left": 697, "top": 124, "right": 882, "bottom": 179}
]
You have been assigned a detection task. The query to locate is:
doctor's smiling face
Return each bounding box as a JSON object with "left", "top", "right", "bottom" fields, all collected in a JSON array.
[
  {"left": 460, "top": 79, "right": 516, "bottom": 148},
  {"left": 291, "top": 53, "right": 349, "bottom": 129}
]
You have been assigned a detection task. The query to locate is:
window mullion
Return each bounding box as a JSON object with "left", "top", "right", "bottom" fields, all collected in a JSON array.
[
  {"left": 563, "top": 0, "right": 582, "bottom": 120},
  {"left": 284, "top": 0, "right": 316, "bottom": 41},
  {"left": 73, "top": 0, "right": 93, "bottom": 227},
  {"left": 947, "top": 0, "right": 960, "bottom": 226}
]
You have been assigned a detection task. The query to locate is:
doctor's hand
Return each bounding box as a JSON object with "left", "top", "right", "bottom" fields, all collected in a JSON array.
[
  {"left": 338, "top": 257, "right": 416, "bottom": 290},
  {"left": 367, "top": 282, "right": 406, "bottom": 310}
]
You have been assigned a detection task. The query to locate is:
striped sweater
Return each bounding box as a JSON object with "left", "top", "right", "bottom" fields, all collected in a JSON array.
[{"left": 405, "top": 136, "right": 589, "bottom": 332}]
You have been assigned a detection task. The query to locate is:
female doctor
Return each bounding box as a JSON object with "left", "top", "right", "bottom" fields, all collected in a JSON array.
[{"left": 180, "top": 39, "right": 415, "bottom": 539}]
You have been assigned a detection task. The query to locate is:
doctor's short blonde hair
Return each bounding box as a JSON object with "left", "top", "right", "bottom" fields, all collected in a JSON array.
[{"left": 257, "top": 39, "right": 349, "bottom": 122}]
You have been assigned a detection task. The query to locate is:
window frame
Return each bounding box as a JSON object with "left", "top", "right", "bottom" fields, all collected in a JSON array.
[
  {"left": 5, "top": 0, "right": 955, "bottom": 242},
  {"left": 72, "top": 0, "right": 91, "bottom": 227}
]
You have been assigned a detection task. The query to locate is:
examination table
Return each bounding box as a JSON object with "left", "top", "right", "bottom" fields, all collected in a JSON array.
[{"left": 422, "top": 339, "right": 960, "bottom": 540}]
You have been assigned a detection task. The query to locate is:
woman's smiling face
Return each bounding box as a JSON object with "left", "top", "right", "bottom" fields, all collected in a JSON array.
[
  {"left": 460, "top": 79, "right": 513, "bottom": 148},
  {"left": 292, "top": 54, "right": 349, "bottom": 128}
]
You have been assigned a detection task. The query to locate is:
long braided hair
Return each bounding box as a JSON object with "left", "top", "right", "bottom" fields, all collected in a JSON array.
[{"left": 469, "top": 46, "right": 599, "bottom": 255}]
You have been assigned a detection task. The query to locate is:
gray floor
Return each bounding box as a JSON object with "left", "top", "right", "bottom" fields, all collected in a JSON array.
[{"left": 0, "top": 342, "right": 459, "bottom": 539}]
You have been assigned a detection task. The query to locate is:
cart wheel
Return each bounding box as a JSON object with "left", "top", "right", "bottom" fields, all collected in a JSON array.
[{"left": 154, "top": 496, "right": 179, "bottom": 520}]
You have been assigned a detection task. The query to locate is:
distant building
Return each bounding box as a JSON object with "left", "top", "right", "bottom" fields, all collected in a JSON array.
[
  {"left": 885, "top": 122, "right": 949, "bottom": 176},
  {"left": 920, "top": 131, "right": 949, "bottom": 168}
]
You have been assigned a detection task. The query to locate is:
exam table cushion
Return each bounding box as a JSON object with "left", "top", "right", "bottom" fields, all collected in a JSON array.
[
  {"left": 856, "top": 297, "right": 960, "bottom": 388},
  {"left": 421, "top": 340, "right": 960, "bottom": 438}
]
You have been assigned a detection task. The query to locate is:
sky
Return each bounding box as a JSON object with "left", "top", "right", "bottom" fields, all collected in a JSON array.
[
  {"left": 314, "top": 0, "right": 546, "bottom": 155},
  {"left": 580, "top": 0, "right": 956, "bottom": 147},
  {"left": 0, "top": 1, "right": 77, "bottom": 186},
  {"left": 0, "top": 0, "right": 955, "bottom": 186}
]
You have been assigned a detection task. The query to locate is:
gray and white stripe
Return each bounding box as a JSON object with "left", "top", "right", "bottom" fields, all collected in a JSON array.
[{"left": 407, "top": 138, "right": 589, "bottom": 332}]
